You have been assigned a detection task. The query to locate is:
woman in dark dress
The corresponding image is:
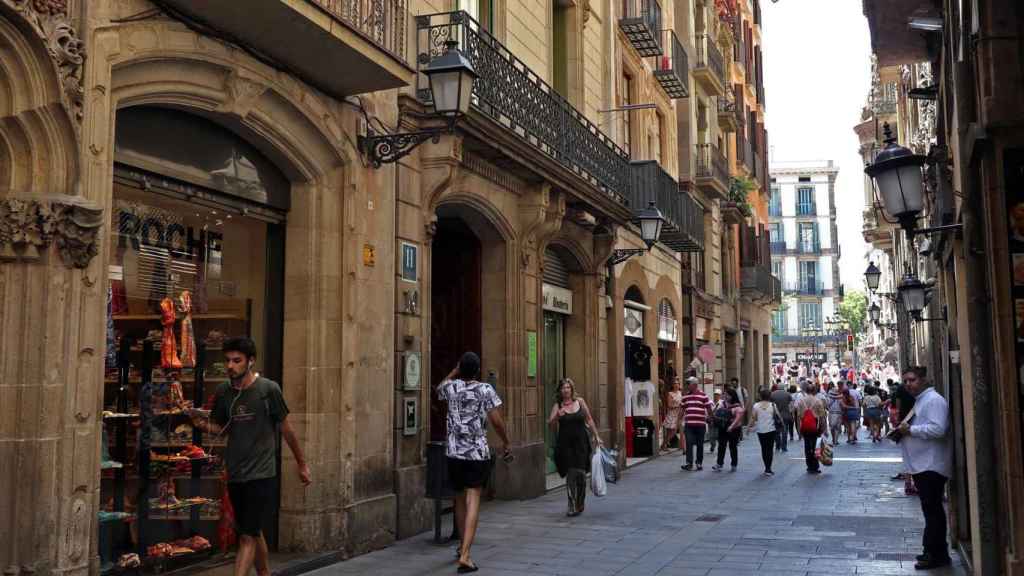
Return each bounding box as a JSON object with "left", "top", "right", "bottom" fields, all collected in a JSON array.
[{"left": 548, "top": 378, "right": 603, "bottom": 516}]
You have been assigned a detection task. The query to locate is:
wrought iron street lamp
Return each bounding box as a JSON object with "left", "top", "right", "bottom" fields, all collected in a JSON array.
[
  {"left": 864, "top": 262, "right": 881, "bottom": 292},
  {"left": 609, "top": 201, "right": 666, "bottom": 265},
  {"left": 360, "top": 41, "right": 478, "bottom": 167},
  {"left": 863, "top": 123, "right": 962, "bottom": 238},
  {"left": 897, "top": 271, "right": 945, "bottom": 323},
  {"left": 868, "top": 302, "right": 880, "bottom": 324}
]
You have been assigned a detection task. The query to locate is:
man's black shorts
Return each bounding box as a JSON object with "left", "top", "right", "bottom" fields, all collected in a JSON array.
[
  {"left": 227, "top": 477, "right": 274, "bottom": 536},
  {"left": 447, "top": 457, "right": 491, "bottom": 491}
]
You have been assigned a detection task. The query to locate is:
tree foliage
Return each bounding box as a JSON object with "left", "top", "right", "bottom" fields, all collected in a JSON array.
[{"left": 838, "top": 290, "right": 868, "bottom": 342}]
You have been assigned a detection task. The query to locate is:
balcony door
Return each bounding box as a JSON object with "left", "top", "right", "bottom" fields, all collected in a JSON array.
[
  {"left": 798, "top": 222, "right": 817, "bottom": 252},
  {"left": 798, "top": 260, "right": 817, "bottom": 293}
]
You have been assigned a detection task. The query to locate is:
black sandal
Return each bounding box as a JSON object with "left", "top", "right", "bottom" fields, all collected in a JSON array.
[{"left": 457, "top": 562, "right": 479, "bottom": 573}]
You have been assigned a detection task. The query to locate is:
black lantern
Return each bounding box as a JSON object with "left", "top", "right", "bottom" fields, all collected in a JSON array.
[
  {"left": 868, "top": 302, "right": 881, "bottom": 324},
  {"left": 360, "top": 41, "right": 477, "bottom": 167},
  {"left": 425, "top": 41, "right": 478, "bottom": 119},
  {"left": 897, "top": 272, "right": 928, "bottom": 319},
  {"left": 864, "top": 262, "right": 882, "bottom": 292},
  {"left": 864, "top": 124, "right": 927, "bottom": 231},
  {"left": 636, "top": 201, "right": 665, "bottom": 249}
]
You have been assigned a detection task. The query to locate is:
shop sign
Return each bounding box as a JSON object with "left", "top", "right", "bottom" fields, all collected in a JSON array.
[
  {"left": 401, "top": 242, "right": 418, "bottom": 282},
  {"left": 402, "top": 397, "right": 418, "bottom": 436},
  {"left": 116, "top": 207, "right": 223, "bottom": 261},
  {"left": 527, "top": 331, "right": 537, "bottom": 378},
  {"left": 402, "top": 351, "right": 421, "bottom": 390},
  {"left": 624, "top": 307, "right": 644, "bottom": 338},
  {"left": 796, "top": 352, "right": 827, "bottom": 364},
  {"left": 542, "top": 283, "right": 573, "bottom": 315},
  {"left": 771, "top": 352, "right": 788, "bottom": 363}
]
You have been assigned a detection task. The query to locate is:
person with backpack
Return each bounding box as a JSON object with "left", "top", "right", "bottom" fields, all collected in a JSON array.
[
  {"left": 794, "top": 381, "right": 827, "bottom": 474},
  {"left": 712, "top": 389, "right": 744, "bottom": 472}
]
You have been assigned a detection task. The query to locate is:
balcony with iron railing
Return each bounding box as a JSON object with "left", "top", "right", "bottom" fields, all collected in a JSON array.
[
  {"left": 620, "top": 0, "right": 663, "bottom": 56},
  {"left": 417, "top": 12, "right": 631, "bottom": 212},
  {"left": 796, "top": 201, "right": 817, "bottom": 216},
  {"left": 694, "top": 143, "right": 729, "bottom": 198},
  {"left": 717, "top": 95, "right": 737, "bottom": 132},
  {"left": 630, "top": 161, "right": 704, "bottom": 252},
  {"left": 797, "top": 241, "right": 821, "bottom": 255},
  {"left": 769, "top": 240, "right": 787, "bottom": 254},
  {"left": 652, "top": 30, "right": 689, "bottom": 99},
  {"left": 694, "top": 34, "right": 727, "bottom": 95},
  {"left": 783, "top": 280, "right": 826, "bottom": 296},
  {"left": 159, "top": 0, "right": 411, "bottom": 98},
  {"left": 741, "top": 264, "right": 778, "bottom": 302}
]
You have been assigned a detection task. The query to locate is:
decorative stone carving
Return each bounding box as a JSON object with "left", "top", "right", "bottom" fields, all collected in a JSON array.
[
  {"left": 0, "top": 198, "right": 103, "bottom": 268},
  {"left": 220, "top": 70, "right": 269, "bottom": 118},
  {"left": 2, "top": 0, "right": 85, "bottom": 123}
]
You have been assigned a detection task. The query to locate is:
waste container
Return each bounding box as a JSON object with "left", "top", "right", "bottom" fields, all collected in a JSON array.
[
  {"left": 631, "top": 417, "right": 654, "bottom": 457},
  {"left": 426, "top": 441, "right": 455, "bottom": 542}
]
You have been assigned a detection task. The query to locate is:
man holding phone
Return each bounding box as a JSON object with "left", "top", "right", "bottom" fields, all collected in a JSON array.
[
  {"left": 437, "top": 351, "right": 511, "bottom": 573},
  {"left": 189, "top": 337, "right": 310, "bottom": 576}
]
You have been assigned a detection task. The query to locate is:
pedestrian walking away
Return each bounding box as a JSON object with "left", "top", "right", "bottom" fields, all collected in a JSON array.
[
  {"left": 712, "top": 389, "right": 744, "bottom": 472},
  {"left": 707, "top": 389, "right": 723, "bottom": 454},
  {"left": 188, "top": 337, "right": 311, "bottom": 576},
  {"left": 438, "top": 352, "right": 512, "bottom": 573},
  {"left": 770, "top": 384, "right": 793, "bottom": 452},
  {"left": 748, "top": 388, "right": 779, "bottom": 475},
  {"left": 863, "top": 385, "right": 883, "bottom": 442},
  {"left": 548, "top": 377, "right": 603, "bottom": 516},
  {"left": 826, "top": 382, "right": 843, "bottom": 447},
  {"left": 794, "top": 381, "right": 827, "bottom": 474},
  {"left": 660, "top": 377, "right": 684, "bottom": 451},
  {"left": 679, "top": 377, "right": 714, "bottom": 470},
  {"left": 896, "top": 366, "right": 953, "bottom": 570}
]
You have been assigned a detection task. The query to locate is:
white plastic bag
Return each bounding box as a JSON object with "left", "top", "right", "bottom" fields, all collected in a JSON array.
[
  {"left": 600, "top": 447, "right": 619, "bottom": 484},
  {"left": 590, "top": 450, "right": 607, "bottom": 496}
]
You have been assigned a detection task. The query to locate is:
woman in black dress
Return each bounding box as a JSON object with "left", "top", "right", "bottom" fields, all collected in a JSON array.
[{"left": 548, "top": 378, "right": 603, "bottom": 516}]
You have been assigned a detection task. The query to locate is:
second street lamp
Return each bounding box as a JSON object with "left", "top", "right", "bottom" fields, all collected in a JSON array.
[
  {"left": 868, "top": 302, "right": 881, "bottom": 324},
  {"left": 864, "top": 262, "right": 881, "bottom": 292},
  {"left": 608, "top": 201, "right": 666, "bottom": 266}
]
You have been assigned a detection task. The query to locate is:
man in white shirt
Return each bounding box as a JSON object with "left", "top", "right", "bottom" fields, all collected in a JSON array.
[{"left": 896, "top": 366, "right": 952, "bottom": 570}]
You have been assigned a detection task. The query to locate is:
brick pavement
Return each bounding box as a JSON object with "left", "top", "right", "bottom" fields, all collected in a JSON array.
[{"left": 308, "top": 430, "right": 967, "bottom": 576}]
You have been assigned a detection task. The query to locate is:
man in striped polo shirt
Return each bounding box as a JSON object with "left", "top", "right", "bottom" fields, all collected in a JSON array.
[{"left": 680, "top": 377, "right": 714, "bottom": 471}]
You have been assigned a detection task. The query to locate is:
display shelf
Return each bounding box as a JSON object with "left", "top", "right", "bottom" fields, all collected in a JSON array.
[
  {"left": 148, "top": 497, "right": 215, "bottom": 513},
  {"left": 113, "top": 313, "right": 244, "bottom": 321}
]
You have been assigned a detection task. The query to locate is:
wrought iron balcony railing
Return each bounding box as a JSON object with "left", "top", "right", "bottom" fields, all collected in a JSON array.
[
  {"left": 717, "top": 95, "right": 738, "bottom": 132},
  {"left": 310, "top": 0, "right": 406, "bottom": 59},
  {"left": 741, "top": 264, "right": 780, "bottom": 303},
  {"left": 629, "top": 161, "right": 703, "bottom": 252},
  {"left": 695, "top": 143, "right": 729, "bottom": 194},
  {"left": 416, "top": 12, "right": 630, "bottom": 203},
  {"left": 769, "top": 240, "right": 787, "bottom": 254},
  {"left": 796, "top": 202, "right": 817, "bottom": 216},
  {"left": 620, "top": 0, "right": 663, "bottom": 56},
  {"left": 783, "top": 280, "right": 825, "bottom": 296},
  {"left": 694, "top": 34, "right": 726, "bottom": 93},
  {"left": 652, "top": 30, "right": 689, "bottom": 99},
  {"left": 798, "top": 242, "right": 821, "bottom": 255}
]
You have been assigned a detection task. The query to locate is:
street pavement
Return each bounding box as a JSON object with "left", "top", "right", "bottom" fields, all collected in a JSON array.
[{"left": 309, "top": 429, "right": 967, "bottom": 576}]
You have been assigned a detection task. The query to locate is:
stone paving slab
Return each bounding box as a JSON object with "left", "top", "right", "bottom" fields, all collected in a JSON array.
[{"left": 307, "top": 430, "right": 968, "bottom": 576}]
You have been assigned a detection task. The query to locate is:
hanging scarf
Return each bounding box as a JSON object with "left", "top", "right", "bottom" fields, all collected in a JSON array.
[
  {"left": 159, "top": 297, "right": 182, "bottom": 369},
  {"left": 179, "top": 291, "right": 196, "bottom": 368}
]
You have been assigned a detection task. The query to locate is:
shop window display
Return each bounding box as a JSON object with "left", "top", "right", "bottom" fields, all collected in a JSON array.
[{"left": 99, "top": 182, "right": 270, "bottom": 573}]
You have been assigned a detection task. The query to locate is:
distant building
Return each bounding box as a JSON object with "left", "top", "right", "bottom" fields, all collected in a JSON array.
[{"left": 768, "top": 161, "right": 842, "bottom": 367}]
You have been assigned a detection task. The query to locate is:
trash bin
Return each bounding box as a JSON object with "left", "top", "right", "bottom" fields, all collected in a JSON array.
[
  {"left": 631, "top": 417, "right": 654, "bottom": 457},
  {"left": 426, "top": 441, "right": 455, "bottom": 542}
]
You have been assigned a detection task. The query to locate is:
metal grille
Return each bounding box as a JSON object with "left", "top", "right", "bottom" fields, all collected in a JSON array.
[{"left": 543, "top": 249, "right": 571, "bottom": 288}]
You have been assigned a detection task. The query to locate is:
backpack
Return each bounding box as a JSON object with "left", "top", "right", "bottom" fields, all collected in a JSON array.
[
  {"left": 799, "top": 404, "right": 819, "bottom": 435},
  {"left": 713, "top": 404, "right": 732, "bottom": 429}
]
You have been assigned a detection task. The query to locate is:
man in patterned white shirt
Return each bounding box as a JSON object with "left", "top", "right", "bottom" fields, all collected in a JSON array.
[{"left": 438, "top": 351, "right": 511, "bottom": 573}]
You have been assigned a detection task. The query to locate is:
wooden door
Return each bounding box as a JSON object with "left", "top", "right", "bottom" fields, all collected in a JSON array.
[{"left": 430, "top": 218, "right": 483, "bottom": 441}]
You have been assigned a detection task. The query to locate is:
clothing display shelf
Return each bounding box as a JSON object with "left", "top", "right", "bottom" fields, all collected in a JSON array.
[{"left": 99, "top": 302, "right": 251, "bottom": 575}]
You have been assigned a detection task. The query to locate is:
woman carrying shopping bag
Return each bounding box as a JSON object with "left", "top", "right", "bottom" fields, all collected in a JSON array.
[{"left": 548, "top": 378, "right": 602, "bottom": 516}]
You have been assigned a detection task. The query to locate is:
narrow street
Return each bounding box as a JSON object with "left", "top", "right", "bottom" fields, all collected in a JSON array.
[{"left": 311, "top": 433, "right": 967, "bottom": 576}]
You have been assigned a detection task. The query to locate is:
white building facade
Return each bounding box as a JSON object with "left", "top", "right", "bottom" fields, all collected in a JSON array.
[{"left": 768, "top": 161, "right": 842, "bottom": 366}]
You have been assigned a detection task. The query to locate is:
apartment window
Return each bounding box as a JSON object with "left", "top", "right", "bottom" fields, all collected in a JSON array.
[
  {"left": 797, "top": 222, "right": 818, "bottom": 252},
  {"left": 772, "top": 309, "right": 787, "bottom": 335},
  {"left": 799, "top": 302, "right": 821, "bottom": 329},
  {"left": 798, "top": 260, "right": 818, "bottom": 293},
  {"left": 771, "top": 260, "right": 782, "bottom": 282},
  {"left": 460, "top": 0, "right": 493, "bottom": 29},
  {"left": 769, "top": 186, "right": 781, "bottom": 216},
  {"left": 620, "top": 71, "right": 633, "bottom": 154},
  {"left": 796, "top": 186, "right": 815, "bottom": 215}
]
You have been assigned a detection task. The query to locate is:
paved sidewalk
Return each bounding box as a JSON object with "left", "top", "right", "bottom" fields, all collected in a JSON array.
[{"left": 309, "top": 430, "right": 967, "bottom": 576}]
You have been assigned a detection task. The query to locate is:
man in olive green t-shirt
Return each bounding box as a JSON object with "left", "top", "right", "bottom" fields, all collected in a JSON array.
[{"left": 191, "top": 337, "right": 310, "bottom": 576}]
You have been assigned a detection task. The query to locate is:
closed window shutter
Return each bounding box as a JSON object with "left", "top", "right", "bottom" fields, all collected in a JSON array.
[{"left": 543, "top": 249, "right": 571, "bottom": 288}]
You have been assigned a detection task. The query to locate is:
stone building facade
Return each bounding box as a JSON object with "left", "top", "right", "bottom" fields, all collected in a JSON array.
[{"left": 0, "top": 0, "right": 705, "bottom": 574}]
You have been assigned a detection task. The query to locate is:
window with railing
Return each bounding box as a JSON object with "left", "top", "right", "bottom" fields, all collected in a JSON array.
[
  {"left": 769, "top": 185, "right": 781, "bottom": 216},
  {"left": 772, "top": 260, "right": 783, "bottom": 283},
  {"left": 798, "top": 222, "right": 819, "bottom": 253},
  {"left": 693, "top": 250, "right": 706, "bottom": 291},
  {"left": 799, "top": 302, "right": 822, "bottom": 329},
  {"left": 798, "top": 260, "right": 818, "bottom": 292},
  {"left": 772, "top": 309, "right": 786, "bottom": 335},
  {"left": 796, "top": 186, "right": 815, "bottom": 215},
  {"left": 769, "top": 222, "right": 782, "bottom": 243}
]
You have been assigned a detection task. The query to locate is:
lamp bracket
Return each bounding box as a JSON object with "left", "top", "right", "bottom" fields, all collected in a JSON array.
[
  {"left": 608, "top": 248, "right": 647, "bottom": 266},
  {"left": 908, "top": 222, "right": 963, "bottom": 238},
  {"left": 359, "top": 124, "right": 453, "bottom": 168}
]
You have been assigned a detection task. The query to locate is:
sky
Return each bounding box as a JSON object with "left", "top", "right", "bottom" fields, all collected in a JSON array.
[{"left": 761, "top": 0, "right": 873, "bottom": 291}]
